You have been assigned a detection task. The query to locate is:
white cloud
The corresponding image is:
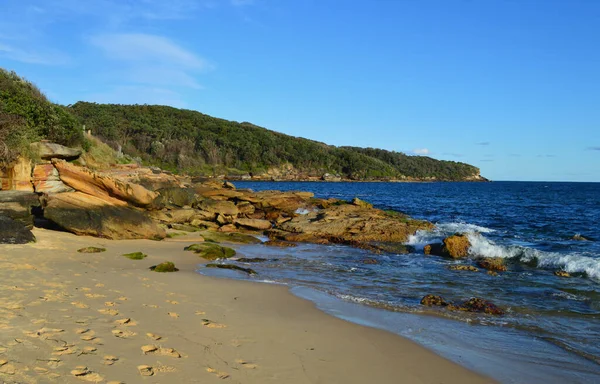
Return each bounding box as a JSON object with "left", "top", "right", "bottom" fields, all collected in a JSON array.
[
  {"left": 90, "top": 33, "right": 211, "bottom": 70},
  {"left": 0, "top": 42, "right": 69, "bottom": 65},
  {"left": 412, "top": 148, "right": 430, "bottom": 155}
]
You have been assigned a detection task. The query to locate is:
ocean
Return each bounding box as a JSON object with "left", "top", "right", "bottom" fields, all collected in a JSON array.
[{"left": 200, "top": 181, "right": 600, "bottom": 383}]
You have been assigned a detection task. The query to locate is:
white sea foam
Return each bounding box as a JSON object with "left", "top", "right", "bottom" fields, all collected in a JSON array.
[
  {"left": 466, "top": 233, "right": 600, "bottom": 281},
  {"left": 437, "top": 222, "right": 495, "bottom": 234},
  {"left": 295, "top": 208, "right": 312, "bottom": 215},
  {"left": 407, "top": 222, "right": 495, "bottom": 250}
]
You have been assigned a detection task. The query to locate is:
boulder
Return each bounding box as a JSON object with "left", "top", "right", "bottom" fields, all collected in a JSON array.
[
  {"left": 32, "top": 163, "right": 74, "bottom": 193},
  {"left": 236, "top": 201, "right": 255, "bottom": 216},
  {"left": 43, "top": 192, "right": 166, "bottom": 240},
  {"left": 0, "top": 191, "right": 40, "bottom": 229},
  {"left": 476, "top": 257, "right": 507, "bottom": 272},
  {"left": 554, "top": 270, "right": 571, "bottom": 278},
  {"left": 52, "top": 160, "right": 158, "bottom": 208},
  {"left": 148, "top": 208, "right": 196, "bottom": 224},
  {"left": 155, "top": 187, "right": 198, "bottom": 208},
  {"left": 218, "top": 224, "right": 237, "bottom": 232},
  {"left": 420, "top": 295, "right": 448, "bottom": 307},
  {"left": 195, "top": 199, "right": 239, "bottom": 217},
  {"left": 234, "top": 218, "right": 272, "bottom": 230},
  {"left": 458, "top": 298, "right": 504, "bottom": 315},
  {"left": 31, "top": 141, "right": 82, "bottom": 160},
  {"left": 443, "top": 234, "right": 470, "bottom": 258},
  {"left": 0, "top": 215, "right": 35, "bottom": 244},
  {"left": 0, "top": 156, "right": 33, "bottom": 191},
  {"left": 351, "top": 197, "right": 373, "bottom": 209}
]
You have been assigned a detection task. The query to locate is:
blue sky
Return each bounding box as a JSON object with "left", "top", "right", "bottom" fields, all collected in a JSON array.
[{"left": 1, "top": 0, "right": 599, "bottom": 181}]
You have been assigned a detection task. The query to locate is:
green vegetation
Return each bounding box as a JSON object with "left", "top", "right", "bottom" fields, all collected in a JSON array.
[
  {"left": 77, "top": 246, "right": 106, "bottom": 253},
  {"left": 0, "top": 69, "right": 83, "bottom": 166},
  {"left": 122, "top": 251, "right": 147, "bottom": 260},
  {"left": 184, "top": 243, "right": 236, "bottom": 260},
  {"left": 68, "top": 102, "right": 481, "bottom": 180},
  {"left": 150, "top": 261, "right": 179, "bottom": 272}
]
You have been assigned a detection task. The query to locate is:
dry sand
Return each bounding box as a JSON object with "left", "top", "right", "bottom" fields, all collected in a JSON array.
[{"left": 0, "top": 228, "right": 494, "bottom": 383}]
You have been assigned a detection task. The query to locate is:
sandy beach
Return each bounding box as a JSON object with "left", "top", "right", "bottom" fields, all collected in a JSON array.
[{"left": 0, "top": 228, "right": 493, "bottom": 383}]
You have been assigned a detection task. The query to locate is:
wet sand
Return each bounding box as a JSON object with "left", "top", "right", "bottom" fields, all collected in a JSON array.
[{"left": 0, "top": 228, "right": 494, "bottom": 383}]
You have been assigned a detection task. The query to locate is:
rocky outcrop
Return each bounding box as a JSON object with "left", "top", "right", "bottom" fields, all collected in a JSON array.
[
  {"left": 43, "top": 192, "right": 166, "bottom": 240},
  {"left": 277, "top": 203, "right": 432, "bottom": 244},
  {"left": 424, "top": 234, "right": 471, "bottom": 258},
  {"left": 0, "top": 191, "right": 40, "bottom": 229},
  {"left": 53, "top": 160, "right": 158, "bottom": 208},
  {"left": 32, "top": 163, "right": 74, "bottom": 193},
  {"left": 234, "top": 218, "right": 272, "bottom": 230},
  {"left": 420, "top": 295, "right": 504, "bottom": 315},
  {"left": 476, "top": 257, "right": 507, "bottom": 272},
  {"left": 0, "top": 215, "right": 35, "bottom": 244},
  {"left": 31, "top": 141, "right": 82, "bottom": 160},
  {"left": 155, "top": 187, "right": 198, "bottom": 208},
  {"left": 194, "top": 199, "right": 239, "bottom": 217}
]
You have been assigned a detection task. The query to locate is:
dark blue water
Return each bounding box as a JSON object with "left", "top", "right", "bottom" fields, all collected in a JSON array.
[{"left": 203, "top": 181, "right": 600, "bottom": 382}]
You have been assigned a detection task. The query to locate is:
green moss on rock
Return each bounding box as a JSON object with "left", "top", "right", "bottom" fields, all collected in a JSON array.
[
  {"left": 200, "top": 231, "right": 261, "bottom": 244},
  {"left": 77, "top": 246, "right": 106, "bottom": 253},
  {"left": 205, "top": 263, "right": 256, "bottom": 275},
  {"left": 184, "top": 243, "right": 236, "bottom": 260},
  {"left": 150, "top": 261, "right": 179, "bottom": 272},
  {"left": 122, "top": 251, "right": 147, "bottom": 260}
]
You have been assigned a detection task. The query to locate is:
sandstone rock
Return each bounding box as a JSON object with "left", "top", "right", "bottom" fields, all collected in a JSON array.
[
  {"left": 0, "top": 215, "right": 35, "bottom": 244},
  {"left": 443, "top": 234, "right": 470, "bottom": 258},
  {"left": 190, "top": 219, "right": 219, "bottom": 230},
  {"left": 148, "top": 209, "right": 196, "bottom": 224},
  {"left": 449, "top": 265, "right": 479, "bottom": 272},
  {"left": 198, "top": 189, "right": 244, "bottom": 200},
  {"left": 351, "top": 197, "right": 373, "bottom": 209},
  {"left": 218, "top": 224, "right": 237, "bottom": 232},
  {"left": 43, "top": 192, "right": 166, "bottom": 240},
  {"left": 223, "top": 181, "right": 236, "bottom": 189},
  {"left": 31, "top": 141, "right": 81, "bottom": 160},
  {"left": 476, "top": 257, "right": 507, "bottom": 272},
  {"left": 234, "top": 218, "right": 272, "bottom": 230},
  {"left": 0, "top": 191, "right": 40, "bottom": 229},
  {"left": 32, "top": 163, "right": 74, "bottom": 193},
  {"left": 420, "top": 295, "right": 448, "bottom": 307},
  {"left": 195, "top": 199, "right": 239, "bottom": 217},
  {"left": 53, "top": 160, "right": 158, "bottom": 208},
  {"left": 170, "top": 223, "right": 199, "bottom": 232},
  {"left": 190, "top": 210, "right": 216, "bottom": 222},
  {"left": 155, "top": 187, "right": 198, "bottom": 208},
  {"left": 0, "top": 156, "right": 33, "bottom": 191},
  {"left": 236, "top": 201, "right": 255, "bottom": 216},
  {"left": 458, "top": 298, "right": 504, "bottom": 315},
  {"left": 554, "top": 270, "right": 571, "bottom": 278}
]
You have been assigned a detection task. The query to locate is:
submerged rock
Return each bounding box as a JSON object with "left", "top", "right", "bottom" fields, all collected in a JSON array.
[
  {"left": 458, "top": 298, "right": 504, "bottom": 315},
  {"left": 236, "top": 257, "right": 270, "bottom": 263},
  {"left": 420, "top": 295, "right": 448, "bottom": 307},
  {"left": 554, "top": 270, "right": 571, "bottom": 278},
  {"left": 0, "top": 215, "right": 35, "bottom": 244},
  {"left": 449, "top": 265, "right": 479, "bottom": 272},
  {"left": 362, "top": 258, "right": 379, "bottom": 265},
  {"left": 263, "top": 240, "right": 297, "bottom": 248},
  {"left": 205, "top": 263, "right": 257, "bottom": 275},
  {"left": 572, "top": 234, "right": 590, "bottom": 241},
  {"left": 477, "top": 257, "right": 507, "bottom": 272},
  {"left": 77, "top": 247, "right": 106, "bottom": 253}
]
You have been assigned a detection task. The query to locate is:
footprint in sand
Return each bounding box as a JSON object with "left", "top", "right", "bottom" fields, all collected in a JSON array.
[
  {"left": 141, "top": 345, "right": 181, "bottom": 358},
  {"left": 103, "top": 355, "right": 119, "bottom": 366},
  {"left": 166, "top": 300, "right": 179, "bottom": 305},
  {"left": 202, "top": 319, "right": 226, "bottom": 329},
  {"left": 53, "top": 346, "right": 77, "bottom": 356},
  {"left": 0, "top": 359, "right": 16, "bottom": 375},
  {"left": 116, "top": 296, "right": 128, "bottom": 301},
  {"left": 45, "top": 357, "right": 62, "bottom": 368},
  {"left": 143, "top": 304, "right": 159, "bottom": 309},
  {"left": 195, "top": 310, "right": 206, "bottom": 315},
  {"left": 95, "top": 283, "right": 105, "bottom": 288},
  {"left": 98, "top": 308, "right": 119, "bottom": 316},
  {"left": 167, "top": 312, "right": 179, "bottom": 318},
  {"left": 104, "top": 301, "right": 117, "bottom": 307},
  {"left": 235, "top": 359, "right": 258, "bottom": 369},
  {"left": 71, "top": 366, "right": 103, "bottom": 382},
  {"left": 71, "top": 302, "right": 89, "bottom": 309},
  {"left": 81, "top": 346, "right": 97, "bottom": 355},
  {"left": 206, "top": 367, "right": 230, "bottom": 379},
  {"left": 112, "top": 329, "right": 136, "bottom": 339},
  {"left": 154, "top": 364, "right": 177, "bottom": 373},
  {"left": 146, "top": 332, "right": 162, "bottom": 340},
  {"left": 75, "top": 328, "right": 91, "bottom": 335},
  {"left": 137, "top": 365, "right": 154, "bottom": 376},
  {"left": 114, "top": 318, "right": 136, "bottom": 326},
  {"left": 81, "top": 335, "right": 97, "bottom": 342},
  {"left": 85, "top": 293, "right": 106, "bottom": 299}
]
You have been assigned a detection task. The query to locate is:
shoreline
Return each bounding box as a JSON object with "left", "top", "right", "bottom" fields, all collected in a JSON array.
[{"left": 0, "top": 228, "right": 493, "bottom": 383}]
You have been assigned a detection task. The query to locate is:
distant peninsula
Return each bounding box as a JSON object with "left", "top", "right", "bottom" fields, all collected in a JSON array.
[{"left": 1, "top": 68, "right": 487, "bottom": 182}]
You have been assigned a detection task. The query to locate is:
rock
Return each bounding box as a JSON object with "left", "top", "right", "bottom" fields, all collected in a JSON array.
[
  {"left": 236, "top": 257, "right": 269, "bottom": 263},
  {"left": 77, "top": 247, "right": 106, "bottom": 253},
  {"left": 155, "top": 187, "right": 198, "bottom": 208},
  {"left": 201, "top": 231, "right": 261, "bottom": 244},
  {"left": 420, "top": 295, "right": 448, "bottom": 307},
  {"left": 190, "top": 220, "right": 219, "bottom": 230},
  {"left": 43, "top": 192, "right": 166, "bottom": 240},
  {"left": 476, "top": 257, "right": 507, "bottom": 272},
  {"left": 487, "top": 271, "right": 498, "bottom": 277},
  {"left": 351, "top": 197, "right": 373, "bottom": 209},
  {"left": 205, "top": 264, "right": 257, "bottom": 275},
  {"left": 123, "top": 252, "right": 147, "bottom": 260},
  {"left": 236, "top": 201, "right": 255, "bottom": 216},
  {"left": 32, "top": 164, "right": 74, "bottom": 193},
  {"left": 322, "top": 173, "right": 342, "bottom": 182},
  {"left": 216, "top": 214, "right": 232, "bottom": 225},
  {"left": 195, "top": 199, "right": 239, "bottom": 217},
  {"left": 554, "top": 270, "right": 571, "bottom": 278},
  {"left": 150, "top": 262, "right": 179, "bottom": 272},
  {"left": 218, "top": 224, "right": 237, "bottom": 232},
  {"left": 263, "top": 240, "right": 297, "bottom": 248},
  {"left": 52, "top": 160, "right": 158, "bottom": 208},
  {"left": 170, "top": 223, "right": 199, "bottom": 232},
  {"left": 572, "top": 234, "right": 589, "bottom": 241},
  {"left": 31, "top": 141, "right": 82, "bottom": 160},
  {"left": 449, "top": 265, "right": 479, "bottom": 272},
  {"left": 223, "top": 181, "right": 236, "bottom": 189},
  {"left": 0, "top": 215, "right": 35, "bottom": 244},
  {"left": 443, "top": 234, "right": 470, "bottom": 258},
  {"left": 458, "top": 298, "right": 504, "bottom": 315},
  {"left": 362, "top": 258, "right": 379, "bottom": 265},
  {"left": 190, "top": 210, "right": 217, "bottom": 222},
  {"left": 148, "top": 208, "right": 196, "bottom": 224},
  {"left": 234, "top": 218, "right": 272, "bottom": 230},
  {"left": 0, "top": 156, "right": 33, "bottom": 191},
  {"left": 0, "top": 191, "right": 40, "bottom": 229},
  {"left": 184, "top": 243, "right": 236, "bottom": 260}
]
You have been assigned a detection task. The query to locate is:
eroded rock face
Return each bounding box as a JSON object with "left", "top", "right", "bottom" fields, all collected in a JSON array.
[
  {"left": 43, "top": 192, "right": 166, "bottom": 240},
  {"left": 52, "top": 160, "right": 158, "bottom": 208},
  {"left": 0, "top": 156, "right": 33, "bottom": 191},
  {"left": 32, "top": 163, "right": 74, "bottom": 193},
  {"left": 31, "top": 141, "right": 82, "bottom": 160},
  {"left": 0, "top": 191, "right": 40, "bottom": 229},
  {"left": 234, "top": 218, "right": 272, "bottom": 230},
  {"left": 194, "top": 199, "right": 239, "bottom": 217},
  {"left": 0, "top": 215, "right": 35, "bottom": 244}
]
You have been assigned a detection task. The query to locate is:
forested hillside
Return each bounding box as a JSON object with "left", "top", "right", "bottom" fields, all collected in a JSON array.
[{"left": 69, "top": 102, "right": 482, "bottom": 180}]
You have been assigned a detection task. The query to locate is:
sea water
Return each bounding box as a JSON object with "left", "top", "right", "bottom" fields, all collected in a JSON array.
[{"left": 200, "top": 181, "right": 600, "bottom": 383}]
